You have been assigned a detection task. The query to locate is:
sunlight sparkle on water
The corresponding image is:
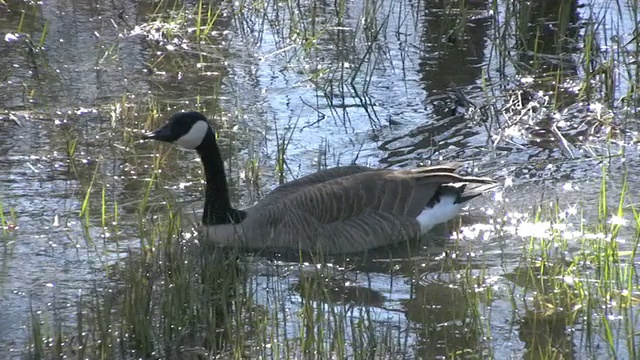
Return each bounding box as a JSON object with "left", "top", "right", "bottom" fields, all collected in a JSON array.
[
  {"left": 583, "top": 233, "right": 607, "bottom": 240},
  {"left": 589, "top": 102, "right": 604, "bottom": 119},
  {"left": 4, "top": 33, "right": 19, "bottom": 43},
  {"left": 561, "top": 275, "right": 577, "bottom": 286},
  {"left": 504, "top": 176, "right": 513, "bottom": 188},
  {"left": 558, "top": 204, "right": 579, "bottom": 220},
  {"left": 74, "top": 108, "right": 97, "bottom": 115},
  {"left": 517, "top": 221, "right": 551, "bottom": 238},
  {"left": 492, "top": 191, "right": 503, "bottom": 203},
  {"left": 458, "top": 223, "right": 495, "bottom": 241},
  {"left": 520, "top": 76, "right": 534, "bottom": 84},
  {"left": 609, "top": 215, "right": 628, "bottom": 226}
]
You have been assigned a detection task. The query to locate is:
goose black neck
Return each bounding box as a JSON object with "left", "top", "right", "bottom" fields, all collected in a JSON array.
[{"left": 196, "top": 129, "right": 246, "bottom": 225}]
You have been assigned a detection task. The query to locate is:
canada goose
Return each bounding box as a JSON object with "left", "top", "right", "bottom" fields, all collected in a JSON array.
[{"left": 143, "top": 111, "right": 498, "bottom": 255}]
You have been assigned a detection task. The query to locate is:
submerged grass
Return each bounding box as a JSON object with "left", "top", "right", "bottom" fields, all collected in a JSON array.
[
  {"left": 0, "top": 197, "right": 18, "bottom": 238},
  {"left": 511, "top": 161, "right": 640, "bottom": 359},
  {"left": 24, "top": 189, "right": 244, "bottom": 359}
]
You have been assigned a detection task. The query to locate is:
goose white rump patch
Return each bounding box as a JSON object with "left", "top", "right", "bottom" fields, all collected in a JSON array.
[
  {"left": 416, "top": 194, "right": 462, "bottom": 232},
  {"left": 176, "top": 120, "right": 209, "bottom": 149}
]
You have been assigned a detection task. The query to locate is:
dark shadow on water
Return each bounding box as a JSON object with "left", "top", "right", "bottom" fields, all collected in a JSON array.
[
  {"left": 519, "top": 309, "right": 577, "bottom": 360},
  {"left": 292, "top": 273, "right": 387, "bottom": 308},
  {"left": 403, "top": 278, "right": 483, "bottom": 359},
  {"left": 93, "top": 239, "right": 247, "bottom": 359},
  {"left": 419, "top": 0, "right": 490, "bottom": 94},
  {"left": 503, "top": 263, "right": 580, "bottom": 360},
  {"left": 515, "top": 0, "right": 580, "bottom": 78}
]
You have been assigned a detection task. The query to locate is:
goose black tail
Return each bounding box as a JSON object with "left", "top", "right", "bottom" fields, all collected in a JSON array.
[{"left": 441, "top": 183, "right": 500, "bottom": 204}]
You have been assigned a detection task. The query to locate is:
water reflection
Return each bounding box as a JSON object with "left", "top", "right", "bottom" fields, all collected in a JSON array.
[
  {"left": 293, "top": 272, "right": 387, "bottom": 308},
  {"left": 0, "top": 0, "right": 155, "bottom": 109},
  {"left": 504, "top": 263, "right": 580, "bottom": 360},
  {"left": 519, "top": 309, "right": 576, "bottom": 360},
  {"left": 404, "top": 278, "right": 482, "bottom": 358},
  {"left": 515, "top": 0, "right": 580, "bottom": 78},
  {"left": 419, "top": 0, "right": 490, "bottom": 93}
]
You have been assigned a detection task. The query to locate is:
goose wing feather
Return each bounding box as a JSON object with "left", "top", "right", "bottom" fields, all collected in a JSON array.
[
  {"left": 253, "top": 165, "right": 375, "bottom": 209},
  {"left": 261, "top": 168, "right": 493, "bottom": 223},
  {"left": 236, "top": 167, "right": 495, "bottom": 253},
  {"left": 262, "top": 209, "right": 422, "bottom": 254}
]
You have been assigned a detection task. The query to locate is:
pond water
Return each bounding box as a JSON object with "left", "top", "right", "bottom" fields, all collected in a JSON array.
[{"left": 0, "top": 0, "right": 639, "bottom": 358}]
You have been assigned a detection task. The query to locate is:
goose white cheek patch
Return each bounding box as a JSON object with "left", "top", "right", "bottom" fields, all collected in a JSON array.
[{"left": 175, "top": 120, "right": 209, "bottom": 149}]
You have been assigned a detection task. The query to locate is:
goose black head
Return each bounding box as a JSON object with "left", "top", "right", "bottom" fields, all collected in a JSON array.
[{"left": 143, "top": 111, "right": 212, "bottom": 150}]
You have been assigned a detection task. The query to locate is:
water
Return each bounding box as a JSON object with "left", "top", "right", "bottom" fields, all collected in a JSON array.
[{"left": 0, "top": 0, "right": 639, "bottom": 358}]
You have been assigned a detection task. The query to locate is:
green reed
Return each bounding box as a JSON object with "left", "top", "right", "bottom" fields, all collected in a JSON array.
[{"left": 515, "top": 157, "right": 639, "bottom": 359}]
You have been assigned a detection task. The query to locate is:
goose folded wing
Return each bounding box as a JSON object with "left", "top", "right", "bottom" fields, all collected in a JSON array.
[
  {"left": 267, "top": 210, "right": 422, "bottom": 254},
  {"left": 254, "top": 165, "right": 376, "bottom": 209},
  {"left": 265, "top": 170, "right": 445, "bottom": 224}
]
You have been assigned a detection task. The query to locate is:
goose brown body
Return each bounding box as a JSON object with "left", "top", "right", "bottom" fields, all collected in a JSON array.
[{"left": 144, "top": 112, "right": 498, "bottom": 255}]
